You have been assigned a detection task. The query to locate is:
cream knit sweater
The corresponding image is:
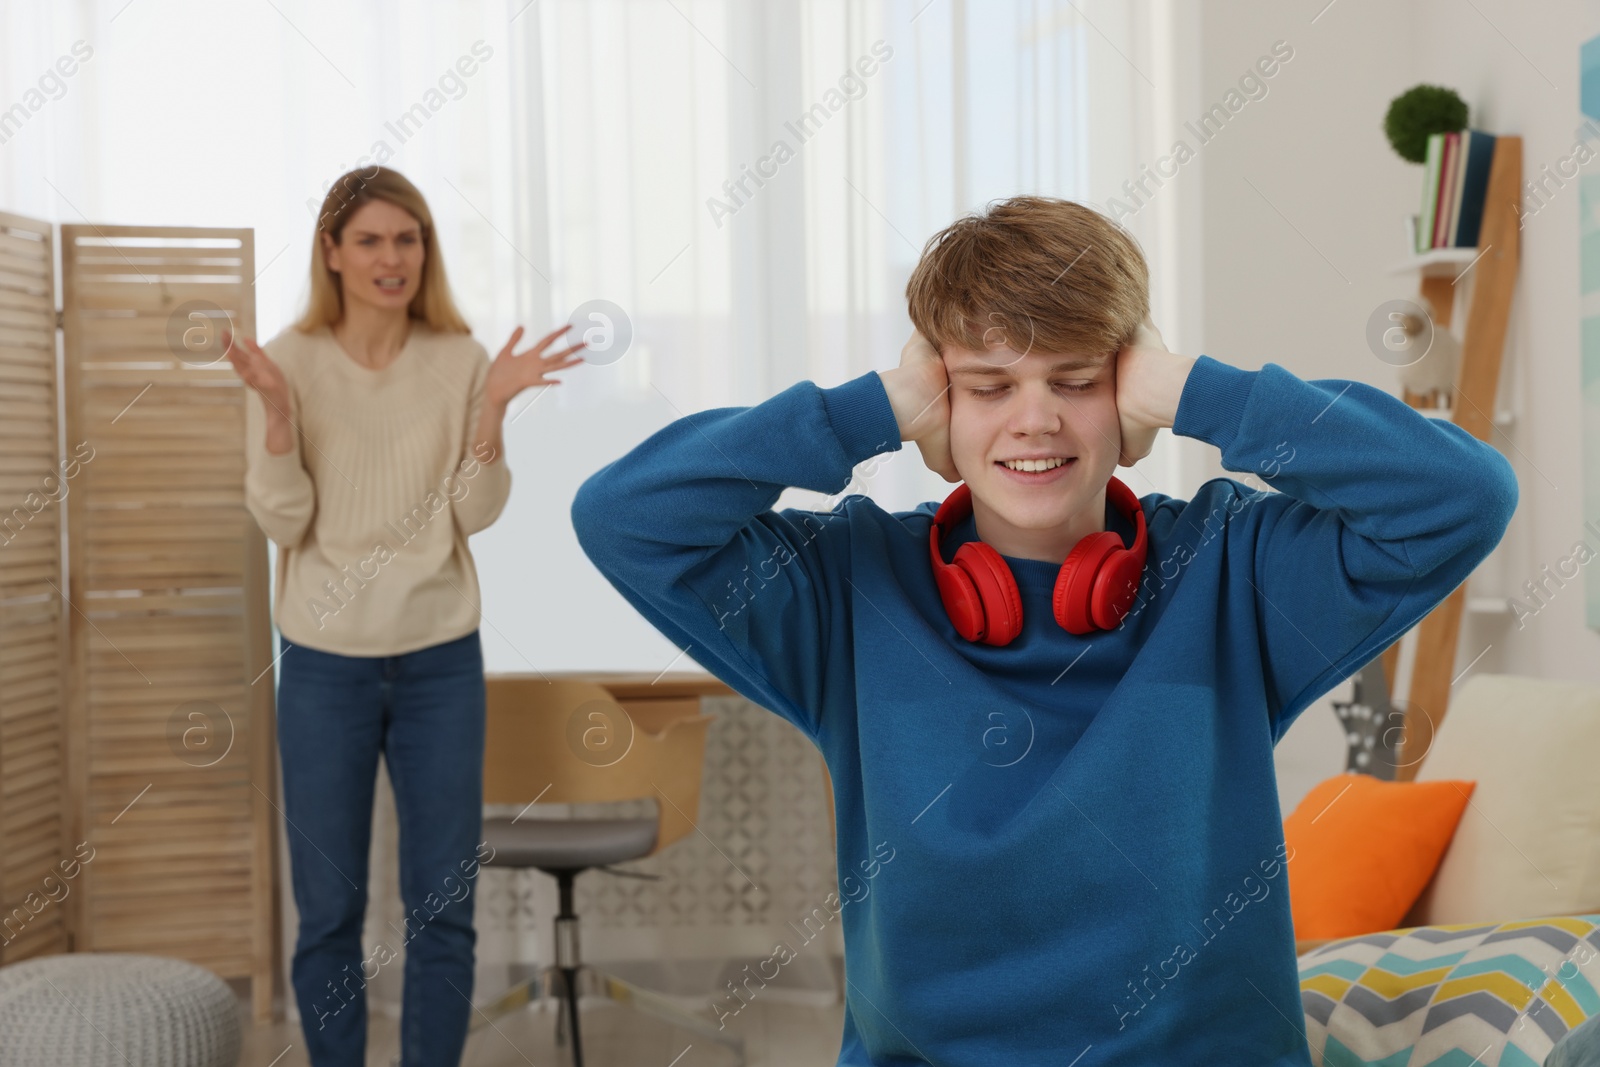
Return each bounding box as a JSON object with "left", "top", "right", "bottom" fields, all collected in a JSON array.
[{"left": 243, "top": 321, "right": 511, "bottom": 657}]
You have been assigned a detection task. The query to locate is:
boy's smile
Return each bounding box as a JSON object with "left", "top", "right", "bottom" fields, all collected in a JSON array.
[{"left": 944, "top": 343, "right": 1123, "bottom": 564}]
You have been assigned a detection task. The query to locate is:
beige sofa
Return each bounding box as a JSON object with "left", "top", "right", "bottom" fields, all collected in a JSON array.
[{"left": 1293, "top": 673, "right": 1600, "bottom": 1066}]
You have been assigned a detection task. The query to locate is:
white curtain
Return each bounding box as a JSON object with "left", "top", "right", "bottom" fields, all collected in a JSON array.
[{"left": 0, "top": 0, "right": 1196, "bottom": 1021}]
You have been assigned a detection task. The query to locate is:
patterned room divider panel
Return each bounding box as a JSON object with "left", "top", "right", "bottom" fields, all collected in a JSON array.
[
  {"left": 59, "top": 225, "right": 279, "bottom": 1021},
  {"left": 0, "top": 211, "right": 71, "bottom": 965}
]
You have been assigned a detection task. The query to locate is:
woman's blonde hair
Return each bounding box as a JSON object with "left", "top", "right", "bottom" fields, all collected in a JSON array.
[
  {"left": 293, "top": 166, "right": 471, "bottom": 335},
  {"left": 906, "top": 195, "right": 1149, "bottom": 360}
]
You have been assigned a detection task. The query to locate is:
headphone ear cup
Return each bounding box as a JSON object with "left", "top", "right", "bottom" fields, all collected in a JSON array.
[
  {"left": 1052, "top": 533, "right": 1121, "bottom": 635},
  {"left": 952, "top": 542, "right": 1023, "bottom": 646},
  {"left": 932, "top": 557, "right": 987, "bottom": 644},
  {"left": 1089, "top": 549, "right": 1144, "bottom": 630}
]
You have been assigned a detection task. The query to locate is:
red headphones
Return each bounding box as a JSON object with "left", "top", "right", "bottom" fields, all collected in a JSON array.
[{"left": 928, "top": 476, "right": 1148, "bottom": 645}]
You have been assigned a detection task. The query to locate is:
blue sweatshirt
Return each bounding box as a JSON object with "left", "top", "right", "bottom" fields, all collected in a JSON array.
[{"left": 571, "top": 355, "right": 1518, "bottom": 1065}]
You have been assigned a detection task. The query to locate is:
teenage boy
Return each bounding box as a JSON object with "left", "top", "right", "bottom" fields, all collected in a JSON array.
[{"left": 571, "top": 196, "right": 1518, "bottom": 1065}]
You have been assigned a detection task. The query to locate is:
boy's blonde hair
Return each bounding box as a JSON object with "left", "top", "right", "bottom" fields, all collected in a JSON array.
[{"left": 905, "top": 195, "right": 1149, "bottom": 361}]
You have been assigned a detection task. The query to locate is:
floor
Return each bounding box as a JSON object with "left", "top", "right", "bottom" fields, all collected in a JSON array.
[{"left": 237, "top": 961, "right": 849, "bottom": 1067}]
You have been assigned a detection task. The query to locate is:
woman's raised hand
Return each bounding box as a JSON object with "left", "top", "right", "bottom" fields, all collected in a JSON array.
[
  {"left": 484, "top": 324, "right": 589, "bottom": 409},
  {"left": 222, "top": 329, "right": 292, "bottom": 419}
]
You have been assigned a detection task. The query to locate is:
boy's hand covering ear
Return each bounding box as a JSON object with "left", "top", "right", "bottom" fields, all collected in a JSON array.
[
  {"left": 1116, "top": 315, "right": 1173, "bottom": 469},
  {"left": 884, "top": 329, "right": 961, "bottom": 483}
]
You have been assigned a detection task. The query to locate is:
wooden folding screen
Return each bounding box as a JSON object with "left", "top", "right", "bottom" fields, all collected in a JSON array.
[
  {"left": 0, "top": 211, "right": 71, "bottom": 965},
  {"left": 58, "top": 225, "right": 278, "bottom": 1020}
]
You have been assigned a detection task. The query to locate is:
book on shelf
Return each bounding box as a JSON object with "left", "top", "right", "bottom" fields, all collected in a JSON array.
[
  {"left": 1418, "top": 133, "right": 1443, "bottom": 253},
  {"left": 1453, "top": 129, "right": 1496, "bottom": 246},
  {"left": 1433, "top": 131, "right": 1458, "bottom": 248},
  {"left": 1416, "top": 128, "right": 1498, "bottom": 253}
]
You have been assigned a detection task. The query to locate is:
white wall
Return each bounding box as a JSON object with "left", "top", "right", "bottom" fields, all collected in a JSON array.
[
  {"left": 1408, "top": 0, "right": 1600, "bottom": 688},
  {"left": 1193, "top": 0, "right": 1598, "bottom": 814}
]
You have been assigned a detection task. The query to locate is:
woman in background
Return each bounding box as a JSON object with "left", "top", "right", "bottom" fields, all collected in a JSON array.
[{"left": 226, "top": 166, "right": 585, "bottom": 1067}]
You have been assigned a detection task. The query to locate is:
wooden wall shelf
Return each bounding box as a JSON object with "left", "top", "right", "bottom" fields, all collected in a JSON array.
[
  {"left": 1386, "top": 247, "right": 1486, "bottom": 278},
  {"left": 1377, "top": 135, "right": 1521, "bottom": 781},
  {"left": 1417, "top": 406, "right": 1514, "bottom": 428}
]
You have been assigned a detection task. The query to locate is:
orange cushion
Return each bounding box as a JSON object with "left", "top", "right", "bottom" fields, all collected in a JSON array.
[{"left": 1283, "top": 772, "right": 1474, "bottom": 941}]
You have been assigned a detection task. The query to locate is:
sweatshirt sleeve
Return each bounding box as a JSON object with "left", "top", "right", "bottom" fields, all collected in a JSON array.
[
  {"left": 242, "top": 346, "right": 316, "bottom": 549},
  {"left": 453, "top": 345, "right": 512, "bottom": 537},
  {"left": 571, "top": 371, "right": 902, "bottom": 739},
  {"left": 1171, "top": 354, "right": 1519, "bottom": 742}
]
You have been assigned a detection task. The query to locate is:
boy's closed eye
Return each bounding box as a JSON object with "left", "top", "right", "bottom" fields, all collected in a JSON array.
[{"left": 963, "top": 378, "right": 1101, "bottom": 399}]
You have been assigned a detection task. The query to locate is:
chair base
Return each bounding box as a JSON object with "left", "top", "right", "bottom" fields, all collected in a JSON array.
[{"left": 470, "top": 963, "right": 746, "bottom": 1066}]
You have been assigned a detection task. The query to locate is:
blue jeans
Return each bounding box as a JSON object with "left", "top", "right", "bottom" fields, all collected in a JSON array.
[
  {"left": 1550, "top": 1014, "right": 1600, "bottom": 1066},
  {"left": 276, "top": 630, "right": 486, "bottom": 1067}
]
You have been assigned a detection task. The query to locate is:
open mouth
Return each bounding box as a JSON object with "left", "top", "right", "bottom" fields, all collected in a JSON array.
[
  {"left": 995, "top": 457, "right": 1076, "bottom": 483},
  {"left": 375, "top": 276, "right": 407, "bottom": 293}
]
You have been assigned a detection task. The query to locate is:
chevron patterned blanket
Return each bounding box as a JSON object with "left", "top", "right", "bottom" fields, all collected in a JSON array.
[{"left": 1299, "top": 916, "right": 1600, "bottom": 1066}]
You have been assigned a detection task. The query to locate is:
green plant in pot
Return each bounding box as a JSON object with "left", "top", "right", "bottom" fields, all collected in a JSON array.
[{"left": 1383, "top": 84, "right": 1468, "bottom": 163}]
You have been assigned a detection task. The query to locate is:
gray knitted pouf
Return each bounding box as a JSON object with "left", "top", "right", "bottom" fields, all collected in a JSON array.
[{"left": 0, "top": 953, "right": 241, "bottom": 1067}]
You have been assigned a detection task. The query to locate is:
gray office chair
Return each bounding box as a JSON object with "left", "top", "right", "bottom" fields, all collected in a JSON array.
[{"left": 472, "top": 676, "right": 743, "bottom": 1067}]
